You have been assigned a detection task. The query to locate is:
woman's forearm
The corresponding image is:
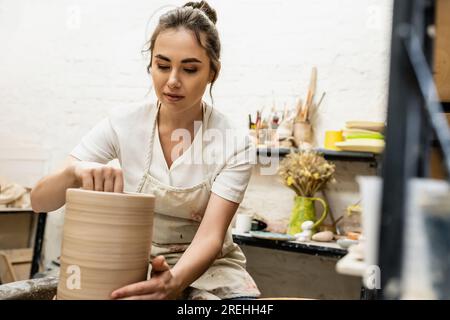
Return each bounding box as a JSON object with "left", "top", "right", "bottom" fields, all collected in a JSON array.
[
  {"left": 31, "top": 165, "right": 78, "bottom": 213},
  {"left": 170, "top": 235, "right": 223, "bottom": 294}
]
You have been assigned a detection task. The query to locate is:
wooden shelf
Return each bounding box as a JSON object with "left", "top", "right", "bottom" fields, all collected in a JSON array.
[{"left": 256, "top": 147, "right": 379, "bottom": 163}]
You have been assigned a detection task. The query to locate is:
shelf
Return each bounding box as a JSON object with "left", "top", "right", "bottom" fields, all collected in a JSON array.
[
  {"left": 232, "top": 232, "right": 346, "bottom": 259},
  {"left": 256, "top": 147, "right": 379, "bottom": 163},
  {"left": 0, "top": 208, "right": 34, "bottom": 214},
  {"left": 316, "top": 148, "right": 378, "bottom": 162},
  {"left": 335, "top": 251, "right": 367, "bottom": 277},
  {"left": 256, "top": 147, "right": 292, "bottom": 156}
]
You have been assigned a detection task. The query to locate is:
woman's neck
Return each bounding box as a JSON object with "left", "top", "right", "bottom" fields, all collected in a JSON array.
[{"left": 158, "top": 100, "right": 203, "bottom": 131}]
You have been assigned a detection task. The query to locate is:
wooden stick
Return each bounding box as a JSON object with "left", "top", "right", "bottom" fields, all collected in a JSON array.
[
  {"left": 304, "top": 67, "right": 317, "bottom": 121},
  {"left": 316, "top": 92, "right": 326, "bottom": 109},
  {"left": 295, "top": 98, "right": 303, "bottom": 122},
  {"left": 299, "top": 67, "right": 317, "bottom": 122}
]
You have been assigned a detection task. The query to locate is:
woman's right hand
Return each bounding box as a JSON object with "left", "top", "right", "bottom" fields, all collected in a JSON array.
[
  {"left": 31, "top": 157, "right": 124, "bottom": 213},
  {"left": 70, "top": 161, "right": 124, "bottom": 193}
]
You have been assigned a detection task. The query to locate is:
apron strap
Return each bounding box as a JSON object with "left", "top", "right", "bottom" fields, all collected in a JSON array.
[
  {"left": 136, "top": 101, "right": 160, "bottom": 193},
  {"left": 136, "top": 101, "right": 210, "bottom": 193}
]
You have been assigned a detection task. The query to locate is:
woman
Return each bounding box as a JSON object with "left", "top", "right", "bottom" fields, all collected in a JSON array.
[{"left": 31, "top": 1, "right": 260, "bottom": 300}]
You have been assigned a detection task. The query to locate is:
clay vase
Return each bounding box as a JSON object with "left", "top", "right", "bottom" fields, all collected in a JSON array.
[{"left": 57, "top": 189, "right": 154, "bottom": 300}]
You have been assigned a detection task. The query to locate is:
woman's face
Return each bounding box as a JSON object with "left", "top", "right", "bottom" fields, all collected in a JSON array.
[{"left": 151, "top": 27, "right": 215, "bottom": 113}]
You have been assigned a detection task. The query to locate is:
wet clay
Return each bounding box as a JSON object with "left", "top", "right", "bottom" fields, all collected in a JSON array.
[{"left": 57, "top": 189, "right": 154, "bottom": 300}]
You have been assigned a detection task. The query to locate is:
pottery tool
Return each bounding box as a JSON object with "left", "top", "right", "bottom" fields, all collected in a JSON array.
[
  {"left": 248, "top": 114, "right": 256, "bottom": 129},
  {"left": 316, "top": 92, "right": 326, "bottom": 110},
  {"left": 295, "top": 98, "right": 303, "bottom": 122},
  {"left": 299, "top": 67, "right": 317, "bottom": 122}
]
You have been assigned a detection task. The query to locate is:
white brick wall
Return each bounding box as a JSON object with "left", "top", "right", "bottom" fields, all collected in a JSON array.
[{"left": 0, "top": 0, "right": 393, "bottom": 265}]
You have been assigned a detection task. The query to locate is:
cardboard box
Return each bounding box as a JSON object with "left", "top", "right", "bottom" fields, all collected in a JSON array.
[
  {"left": 0, "top": 248, "right": 32, "bottom": 284},
  {"left": 430, "top": 149, "right": 446, "bottom": 179},
  {"left": 429, "top": 114, "right": 450, "bottom": 179},
  {"left": 434, "top": 0, "right": 450, "bottom": 102},
  {"left": 0, "top": 213, "right": 34, "bottom": 250}
]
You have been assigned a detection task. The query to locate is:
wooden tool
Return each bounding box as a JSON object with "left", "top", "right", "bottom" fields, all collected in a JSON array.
[
  {"left": 297, "top": 67, "right": 318, "bottom": 122},
  {"left": 295, "top": 98, "right": 303, "bottom": 122}
]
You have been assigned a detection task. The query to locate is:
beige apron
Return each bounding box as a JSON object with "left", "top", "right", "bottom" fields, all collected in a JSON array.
[{"left": 135, "top": 101, "right": 260, "bottom": 300}]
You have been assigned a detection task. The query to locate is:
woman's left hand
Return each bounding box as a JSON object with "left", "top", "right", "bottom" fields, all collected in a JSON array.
[{"left": 111, "top": 256, "right": 181, "bottom": 300}]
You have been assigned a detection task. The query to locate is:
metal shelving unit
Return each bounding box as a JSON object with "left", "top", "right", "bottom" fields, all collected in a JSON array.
[{"left": 378, "top": 0, "right": 450, "bottom": 299}]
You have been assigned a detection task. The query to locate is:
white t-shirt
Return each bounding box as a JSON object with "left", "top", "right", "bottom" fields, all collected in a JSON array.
[{"left": 70, "top": 101, "right": 255, "bottom": 204}]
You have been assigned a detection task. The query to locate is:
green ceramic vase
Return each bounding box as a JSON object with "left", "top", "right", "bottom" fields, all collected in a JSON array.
[{"left": 287, "top": 196, "right": 328, "bottom": 235}]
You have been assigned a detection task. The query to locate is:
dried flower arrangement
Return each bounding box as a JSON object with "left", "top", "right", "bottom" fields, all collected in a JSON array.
[{"left": 278, "top": 150, "right": 336, "bottom": 197}]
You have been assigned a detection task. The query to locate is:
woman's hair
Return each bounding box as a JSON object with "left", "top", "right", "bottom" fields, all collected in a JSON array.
[{"left": 146, "top": 1, "right": 221, "bottom": 102}]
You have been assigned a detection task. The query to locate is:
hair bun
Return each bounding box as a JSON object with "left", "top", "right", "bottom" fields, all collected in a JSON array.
[{"left": 183, "top": 1, "right": 217, "bottom": 25}]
